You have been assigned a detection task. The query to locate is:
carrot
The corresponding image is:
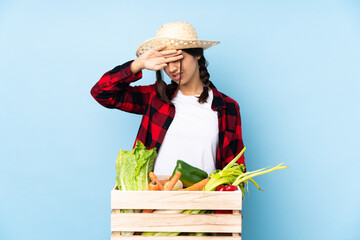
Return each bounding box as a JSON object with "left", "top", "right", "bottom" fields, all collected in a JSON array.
[
  {"left": 149, "top": 172, "right": 164, "bottom": 190},
  {"left": 142, "top": 181, "right": 161, "bottom": 213},
  {"left": 179, "top": 178, "right": 210, "bottom": 191},
  {"left": 164, "top": 172, "right": 182, "bottom": 191},
  {"left": 148, "top": 180, "right": 160, "bottom": 191},
  {"left": 159, "top": 179, "right": 167, "bottom": 186},
  {"left": 141, "top": 209, "right": 154, "bottom": 213}
]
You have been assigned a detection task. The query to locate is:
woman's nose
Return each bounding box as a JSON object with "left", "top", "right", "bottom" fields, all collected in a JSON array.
[{"left": 168, "top": 61, "right": 179, "bottom": 73}]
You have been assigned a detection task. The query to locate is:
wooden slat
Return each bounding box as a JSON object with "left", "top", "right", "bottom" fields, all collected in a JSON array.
[
  {"left": 111, "top": 213, "right": 242, "bottom": 233},
  {"left": 232, "top": 210, "right": 240, "bottom": 215},
  {"left": 111, "top": 190, "right": 242, "bottom": 210},
  {"left": 111, "top": 233, "right": 241, "bottom": 240},
  {"left": 112, "top": 232, "right": 121, "bottom": 238},
  {"left": 111, "top": 210, "right": 242, "bottom": 219},
  {"left": 111, "top": 180, "right": 242, "bottom": 237}
]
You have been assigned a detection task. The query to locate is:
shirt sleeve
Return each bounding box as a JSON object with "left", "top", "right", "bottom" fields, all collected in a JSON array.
[
  {"left": 234, "top": 103, "right": 246, "bottom": 170},
  {"left": 90, "top": 60, "right": 153, "bottom": 115},
  {"left": 223, "top": 102, "right": 246, "bottom": 170}
]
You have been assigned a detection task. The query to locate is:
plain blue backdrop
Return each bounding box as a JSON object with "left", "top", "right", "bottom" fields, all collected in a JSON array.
[{"left": 1, "top": 0, "right": 359, "bottom": 239}]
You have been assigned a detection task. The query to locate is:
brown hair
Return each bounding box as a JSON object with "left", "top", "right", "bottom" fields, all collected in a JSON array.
[{"left": 155, "top": 48, "right": 210, "bottom": 104}]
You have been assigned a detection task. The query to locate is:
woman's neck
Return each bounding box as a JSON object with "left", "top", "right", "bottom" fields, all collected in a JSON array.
[{"left": 179, "top": 74, "right": 203, "bottom": 95}]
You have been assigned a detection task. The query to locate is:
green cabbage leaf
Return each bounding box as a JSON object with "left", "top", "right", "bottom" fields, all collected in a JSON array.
[{"left": 115, "top": 140, "right": 156, "bottom": 191}]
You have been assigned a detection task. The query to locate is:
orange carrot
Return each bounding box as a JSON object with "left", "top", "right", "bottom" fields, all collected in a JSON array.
[
  {"left": 142, "top": 181, "right": 161, "bottom": 213},
  {"left": 179, "top": 178, "right": 210, "bottom": 191},
  {"left": 149, "top": 172, "right": 164, "bottom": 190},
  {"left": 141, "top": 209, "right": 154, "bottom": 213},
  {"left": 164, "top": 172, "right": 182, "bottom": 191},
  {"left": 148, "top": 180, "right": 160, "bottom": 191},
  {"left": 159, "top": 179, "right": 167, "bottom": 186}
]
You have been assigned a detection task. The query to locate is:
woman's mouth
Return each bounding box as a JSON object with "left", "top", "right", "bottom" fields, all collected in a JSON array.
[{"left": 172, "top": 72, "right": 183, "bottom": 81}]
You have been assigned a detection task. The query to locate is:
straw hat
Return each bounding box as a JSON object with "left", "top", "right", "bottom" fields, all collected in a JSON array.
[{"left": 135, "top": 21, "right": 220, "bottom": 57}]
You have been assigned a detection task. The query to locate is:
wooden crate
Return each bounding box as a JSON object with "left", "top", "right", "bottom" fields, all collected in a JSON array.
[{"left": 111, "top": 178, "right": 242, "bottom": 239}]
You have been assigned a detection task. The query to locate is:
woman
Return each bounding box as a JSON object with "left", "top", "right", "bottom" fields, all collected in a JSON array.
[{"left": 91, "top": 22, "right": 245, "bottom": 175}]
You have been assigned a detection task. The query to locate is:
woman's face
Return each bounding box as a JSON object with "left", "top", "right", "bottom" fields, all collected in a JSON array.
[{"left": 163, "top": 51, "right": 201, "bottom": 86}]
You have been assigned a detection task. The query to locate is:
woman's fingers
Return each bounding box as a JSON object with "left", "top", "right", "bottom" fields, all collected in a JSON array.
[
  {"left": 159, "top": 49, "right": 182, "bottom": 56},
  {"left": 153, "top": 45, "right": 167, "bottom": 51},
  {"left": 153, "top": 63, "right": 168, "bottom": 71},
  {"left": 153, "top": 45, "right": 178, "bottom": 52},
  {"left": 163, "top": 54, "right": 183, "bottom": 63},
  {"left": 141, "top": 46, "right": 183, "bottom": 71},
  {"left": 162, "top": 53, "right": 183, "bottom": 61},
  {"left": 151, "top": 45, "right": 181, "bottom": 55}
]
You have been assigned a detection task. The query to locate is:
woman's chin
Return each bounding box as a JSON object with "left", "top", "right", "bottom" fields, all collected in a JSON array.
[
  {"left": 173, "top": 79, "right": 181, "bottom": 85},
  {"left": 175, "top": 78, "right": 187, "bottom": 84}
]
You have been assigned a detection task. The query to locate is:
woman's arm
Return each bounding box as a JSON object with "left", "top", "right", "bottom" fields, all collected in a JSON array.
[
  {"left": 91, "top": 46, "right": 183, "bottom": 114},
  {"left": 90, "top": 60, "right": 153, "bottom": 114},
  {"left": 222, "top": 101, "right": 246, "bottom": 170},
  {"left": 234, "top": 102, "right": 246, "bottom": 169}
]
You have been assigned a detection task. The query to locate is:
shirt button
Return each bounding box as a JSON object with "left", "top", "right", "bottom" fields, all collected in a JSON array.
[
  {"left": 109, "top": 81, "right": 112, "bottom": 84},
  {"left": 125, "top": 72, "right": 128, "bottom": 76}
]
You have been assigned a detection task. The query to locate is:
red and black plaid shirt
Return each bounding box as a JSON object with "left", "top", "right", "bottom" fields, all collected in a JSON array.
[{"left": 91, "top": 60, "right": 245, "bottom": 169}]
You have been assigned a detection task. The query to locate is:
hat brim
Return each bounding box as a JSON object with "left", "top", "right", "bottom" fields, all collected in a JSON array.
[{"left": 135, "top": 37, "right": 220, "bottom": 57}]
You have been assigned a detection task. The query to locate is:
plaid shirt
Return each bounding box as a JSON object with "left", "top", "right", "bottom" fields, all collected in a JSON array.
[{"left": 91, "top": 60, "right": 245, "bottom": 169}]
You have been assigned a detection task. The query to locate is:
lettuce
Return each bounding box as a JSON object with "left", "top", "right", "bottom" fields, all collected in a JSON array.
[{"left": 115, "top": 140, "right": 156, "bottom": 191}]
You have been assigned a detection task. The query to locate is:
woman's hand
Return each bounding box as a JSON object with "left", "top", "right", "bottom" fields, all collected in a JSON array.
[{"left": 131, "top": 45, "right": 183, "bottom": 74}]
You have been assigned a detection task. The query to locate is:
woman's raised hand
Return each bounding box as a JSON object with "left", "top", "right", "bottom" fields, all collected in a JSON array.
[{"left": 131, "top": 45, "right": 183, "bottom": 74}]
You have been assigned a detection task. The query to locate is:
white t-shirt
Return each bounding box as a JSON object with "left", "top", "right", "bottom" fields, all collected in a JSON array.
[{"left": 154, "top": 89, "right": 219, "bottom": 175}]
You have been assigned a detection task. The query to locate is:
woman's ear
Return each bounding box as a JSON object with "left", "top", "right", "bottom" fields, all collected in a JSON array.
[{"left": 196, "top": 55, "right": 201, "bottom": 60}]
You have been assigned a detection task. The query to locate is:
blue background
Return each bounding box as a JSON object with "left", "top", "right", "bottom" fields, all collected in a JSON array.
[{"left": 1, "top": 0, "right": 359, "bottom": 239}]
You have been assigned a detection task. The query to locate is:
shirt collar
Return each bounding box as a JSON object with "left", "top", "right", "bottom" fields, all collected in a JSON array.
[
  {"left": 209, "top": 81, "right": 226, "bottom": 111},
  {"left": 168, "top": 81, "right": 226, "bottom": 111}
]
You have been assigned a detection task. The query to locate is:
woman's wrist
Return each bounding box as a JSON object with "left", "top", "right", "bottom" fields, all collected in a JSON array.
[{"left": 130, "top": 59, "right": 144, "bottom": 74}]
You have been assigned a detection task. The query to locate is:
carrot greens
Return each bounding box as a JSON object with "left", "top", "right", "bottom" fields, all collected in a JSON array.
[{"left": 203, "top": 147, "right": 290, "bottom": 196}]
